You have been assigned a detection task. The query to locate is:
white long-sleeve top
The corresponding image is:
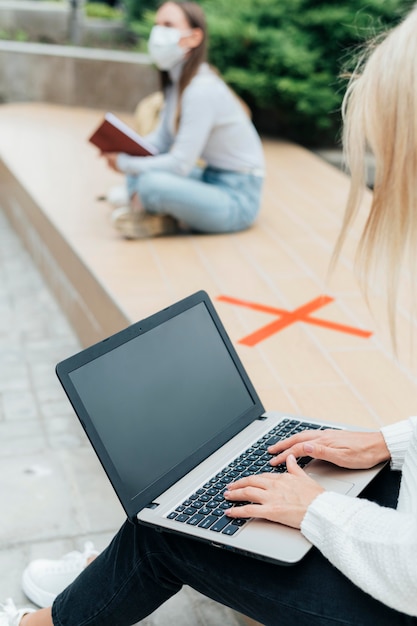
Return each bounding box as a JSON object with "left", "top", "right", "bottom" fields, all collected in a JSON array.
[
  {"left": 301, "top": 416, "right": 417, "bottom": 616},
  {"left": 117, "top": 62, "right": 265, "bottom": 177}
]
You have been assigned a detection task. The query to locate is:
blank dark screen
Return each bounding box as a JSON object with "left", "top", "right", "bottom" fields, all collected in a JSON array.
[{"left": 69, "top": 303, "right": 254, "bottom": 501}]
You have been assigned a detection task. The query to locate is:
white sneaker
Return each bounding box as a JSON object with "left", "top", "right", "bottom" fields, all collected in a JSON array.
[
  {"left": 0, "top": 599, "right": 35, "bottom": 626},
  {"left": 21, "top": 541, "right": 98, "bottom": 609},
  {"left": 106, "top": 184, "right": 130, "bottom": 207}
]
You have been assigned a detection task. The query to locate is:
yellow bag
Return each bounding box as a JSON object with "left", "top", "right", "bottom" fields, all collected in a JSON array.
[{"left": 133, "top": 91, "right": 164, "bottom": 135}]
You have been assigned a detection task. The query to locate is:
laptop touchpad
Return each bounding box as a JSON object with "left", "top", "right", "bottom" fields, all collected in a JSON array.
[{"left": 307, "top": 472, "right": 354, "bottom": 494}]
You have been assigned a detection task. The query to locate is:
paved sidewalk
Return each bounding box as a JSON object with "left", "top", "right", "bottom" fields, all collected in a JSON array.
[{"left": 0, "top": 209, "right": 242, "bottom": 625}]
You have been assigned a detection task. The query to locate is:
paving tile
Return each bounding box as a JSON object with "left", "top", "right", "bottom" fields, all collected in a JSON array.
[
  {"left": 286, "top": 383, "right": 378, "bottom": 428},
  {"left": 331, "top": 349, "right": 417, "bottom": 425}
]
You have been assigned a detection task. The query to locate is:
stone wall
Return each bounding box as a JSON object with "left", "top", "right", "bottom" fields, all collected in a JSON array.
[
  {"left": 0, "top": 0, "right": 71, "bottom": 43},
  {"left": 0, "top": 40, "right": 159, "bottom": 112},
  {"left": 0, "top": 0, "right": 127, "bottom": 46}
]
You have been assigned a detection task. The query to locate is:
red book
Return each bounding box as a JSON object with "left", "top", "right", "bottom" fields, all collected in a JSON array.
[{"left": 88, "top": 112, "right": 158, "bottom": 157}]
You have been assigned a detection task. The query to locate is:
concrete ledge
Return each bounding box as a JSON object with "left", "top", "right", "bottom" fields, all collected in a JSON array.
[
  {"left": 0, "top": 41, "right": 159, "bottom": 111},
  {"left": 316, "top": 148, "right": 376, "bottom": 189},
  {"left": 0, "top": 158, "right": 129, "bottom": 346}
]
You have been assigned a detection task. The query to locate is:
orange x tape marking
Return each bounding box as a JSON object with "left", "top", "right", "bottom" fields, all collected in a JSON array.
[{"left": 217, "top": 295, "right": 373, "bottom": 347}]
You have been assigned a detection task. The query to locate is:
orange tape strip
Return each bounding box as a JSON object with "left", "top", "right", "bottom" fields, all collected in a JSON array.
[{"left": 217, "top": 295, "right": 372, "bottom": 346}]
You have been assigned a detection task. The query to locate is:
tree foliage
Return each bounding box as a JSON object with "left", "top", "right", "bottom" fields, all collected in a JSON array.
[
  {"left": 123, "top": 0, "right": 159, "bottom": 21},
  {"left": 201, "top": 0, "right": 411, "bottom": 145}
]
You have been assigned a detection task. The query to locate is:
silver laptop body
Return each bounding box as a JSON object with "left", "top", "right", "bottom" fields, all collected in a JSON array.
[{"left": 56, "top": 291, "right": 384, "bottom": 565}]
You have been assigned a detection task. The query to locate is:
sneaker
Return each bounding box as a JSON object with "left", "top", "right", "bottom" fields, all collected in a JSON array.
[
  {"left": 106, "top": 184, "right": 130, "bottom": 207},
  {"left": 0, "top": 599, "right": 35, "bottom": 625},
  {"left": 111, "top": 207, "right": 179, "bottom": 240},
  {"left": 21, "top": 542, "right": 98, "bottom": 609}
]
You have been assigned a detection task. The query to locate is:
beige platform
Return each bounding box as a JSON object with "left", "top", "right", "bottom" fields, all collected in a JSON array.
[{"left": 0, "top": 102, "right": 417, "bottom": 423}]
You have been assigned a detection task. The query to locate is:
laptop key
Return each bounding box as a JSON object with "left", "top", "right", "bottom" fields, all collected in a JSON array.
[
  {"left": 212, "top": 508, "right": 225, "bottom": 517},
  {"left": 198, "top": 515, "right": 217, "bottom": 529},
  {"left": 199, "top": 507, "right": 212, "bottom": 516},
  {"left": 183, "top": 506, "right": 198, "bottom": 515},
  {"left": 187, "top": 514, "right": 205, "bottom": 526},
  {"left": 175, "top": 514, "right": 190, "bottom": 523},
  {"left": 222, "top": 524, "right": 240, "bottom": 536},
  {"left": 211, "top": 516, "right": 232, "bottom": 532}
]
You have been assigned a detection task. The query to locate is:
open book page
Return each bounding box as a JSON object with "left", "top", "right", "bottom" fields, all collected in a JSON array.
[{"left": 88, "top": 112, "right": 158, "bottom": 157}]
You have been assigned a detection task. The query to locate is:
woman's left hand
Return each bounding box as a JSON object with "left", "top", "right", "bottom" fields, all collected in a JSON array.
[
  {"left": 224, "top": 455, "right": 324, "bottom": 529},
  {"left": 101, "top": 152, "right": 122, "bottom": 172}
]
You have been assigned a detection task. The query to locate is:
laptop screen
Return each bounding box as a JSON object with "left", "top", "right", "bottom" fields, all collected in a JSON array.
[{"left": 57, "top": 293, "right": 263, "bottom": 519}]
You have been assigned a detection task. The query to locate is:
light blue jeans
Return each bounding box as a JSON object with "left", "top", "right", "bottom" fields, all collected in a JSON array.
[{"left": 126, "top": 166, "right": 264, "bottom": 233}]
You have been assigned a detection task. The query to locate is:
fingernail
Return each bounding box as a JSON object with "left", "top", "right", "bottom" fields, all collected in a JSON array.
[
  {"left": 304, "top": 443, "right": 314, "bottom": 453},
  {"left": 288, "top": 454, "right": 296, "bottom": 462}
]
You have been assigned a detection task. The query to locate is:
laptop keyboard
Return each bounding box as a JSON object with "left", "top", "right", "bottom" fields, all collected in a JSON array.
[{"left": 167, "top": 418, "right": 332, "bottom": 537}]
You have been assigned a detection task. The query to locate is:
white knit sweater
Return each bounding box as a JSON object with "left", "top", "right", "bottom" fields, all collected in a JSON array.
[{"left": 301, "top": 417, "right": 417, "bottom": 616}]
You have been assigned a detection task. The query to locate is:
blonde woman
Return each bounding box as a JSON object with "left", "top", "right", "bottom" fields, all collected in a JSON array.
[{"left": 2, "top": 5, "right": 417, "bottom": 625}]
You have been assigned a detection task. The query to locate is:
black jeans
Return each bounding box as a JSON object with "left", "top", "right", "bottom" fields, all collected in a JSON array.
[{"left": 52, "top": 466, "right": 416, "bottom": 626}]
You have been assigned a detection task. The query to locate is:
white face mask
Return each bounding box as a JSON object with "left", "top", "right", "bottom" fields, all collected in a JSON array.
[{"left": 148, "top": 25, "right": 191, "bottom": 71}]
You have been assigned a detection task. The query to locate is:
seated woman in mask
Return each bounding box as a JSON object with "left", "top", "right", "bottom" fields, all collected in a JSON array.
[{"left": 102, "top": 1, "right": 265, "bottom": 239}]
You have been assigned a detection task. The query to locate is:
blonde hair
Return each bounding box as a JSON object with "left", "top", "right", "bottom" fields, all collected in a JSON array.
[{"left": 334, "top": 4, "right": 417, "bottom": 346}]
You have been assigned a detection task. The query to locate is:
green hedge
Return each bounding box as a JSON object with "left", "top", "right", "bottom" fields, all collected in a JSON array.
[
  {"left": 126, "top": 0, "right": 412, "bottom": 146},
  {"left": 123, "top": 0, "right": 158, "bottom": 21}
]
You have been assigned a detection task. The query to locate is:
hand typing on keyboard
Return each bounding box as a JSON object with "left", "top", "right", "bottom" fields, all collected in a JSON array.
[
  {"left": 268, "top": 429, "right": 390, "bottom": 470},
  {"left": 224, "top": 427, "right": 391, "bottom": 529},
  {"left": 224, "top": 454, "right": 324, "bottom": 529},
  {"left": 167, "top": 420, "right": 389, "bottom": 535}
]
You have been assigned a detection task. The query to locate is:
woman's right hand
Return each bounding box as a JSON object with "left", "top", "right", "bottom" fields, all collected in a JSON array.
[
  {"left": 269, "top": 428, "right": 391, "bottom": 470},
  {"left": 100, "top": 152, "right": 122, "bottom": 172}
]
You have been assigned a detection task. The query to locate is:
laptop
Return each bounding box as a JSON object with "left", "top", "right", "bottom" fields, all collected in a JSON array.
[{"left": 56, "top": 290, "right": 384, "bottom": 565}]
